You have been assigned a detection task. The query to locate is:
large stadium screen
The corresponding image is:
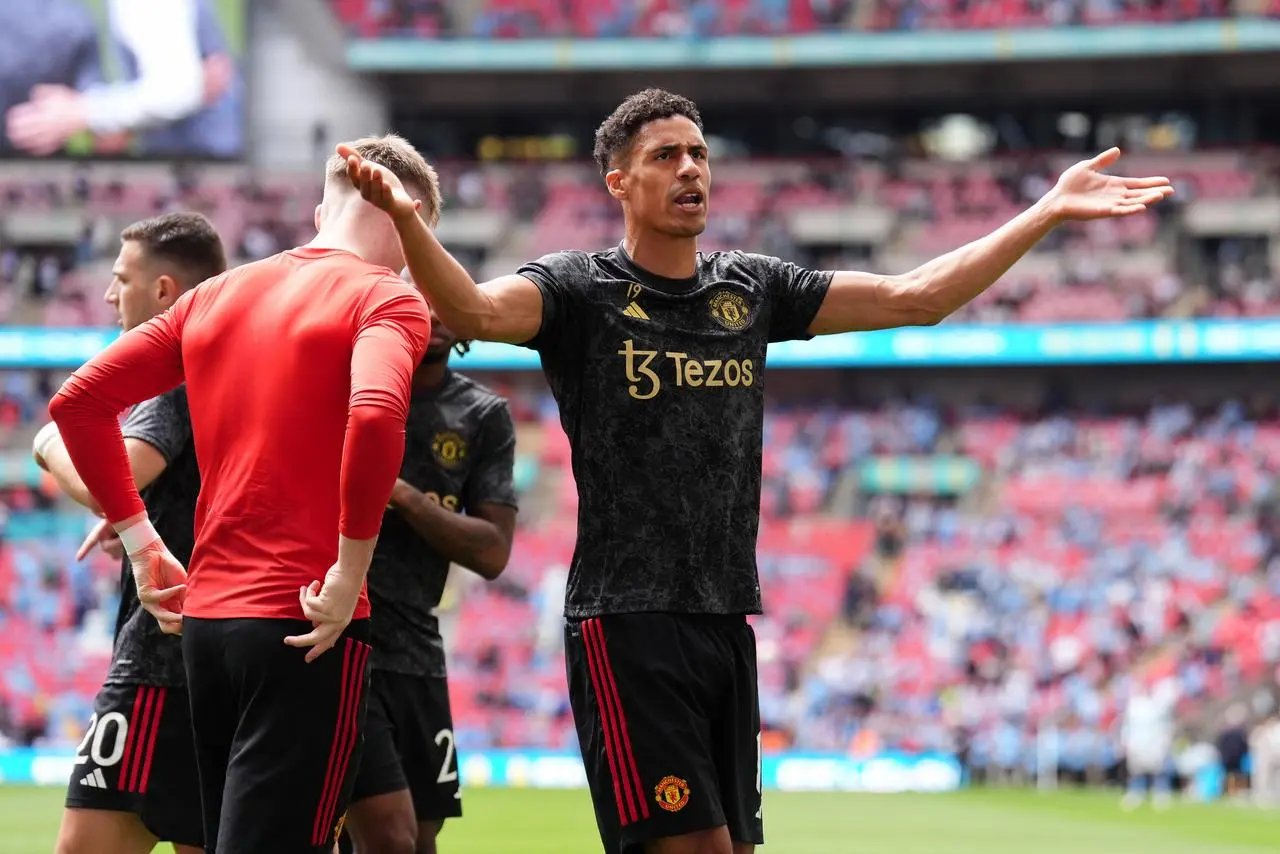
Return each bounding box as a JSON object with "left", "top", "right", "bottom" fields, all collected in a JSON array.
[{"left": 0, "top": 0, "right": 246, "bottom": 161}]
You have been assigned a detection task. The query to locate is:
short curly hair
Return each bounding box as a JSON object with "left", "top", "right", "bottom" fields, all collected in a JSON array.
[{"left": 593, "top": 89, "right": 704, "bottom": 177}]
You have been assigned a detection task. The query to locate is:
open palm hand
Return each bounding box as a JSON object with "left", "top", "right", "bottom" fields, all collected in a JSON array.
[
  {"left": 1048, "top": 148, "right": 1175, "bottom": 222},
  {"left": 335, "top": 143, "right": 422, "bottom": 223}
]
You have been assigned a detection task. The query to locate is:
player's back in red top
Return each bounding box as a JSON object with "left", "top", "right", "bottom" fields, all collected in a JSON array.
[
  {"left": 180, "top": 246, "right": 429, "bottom": 618},
  {"left": 52, "top": 246, "right": 430, "bottom": 620}
]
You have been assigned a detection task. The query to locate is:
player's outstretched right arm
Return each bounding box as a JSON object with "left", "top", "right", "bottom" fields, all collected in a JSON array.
[
  {"left": 805, "top": 149, "right": 1175, "bottom": 335},
  {"left": 337, "top": 144, "right": 544, "bottom": 345}
]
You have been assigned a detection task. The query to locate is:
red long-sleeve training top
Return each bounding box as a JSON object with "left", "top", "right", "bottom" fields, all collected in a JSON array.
[{"left": 49, "top": 247, "right": 430, "bottom": 620}]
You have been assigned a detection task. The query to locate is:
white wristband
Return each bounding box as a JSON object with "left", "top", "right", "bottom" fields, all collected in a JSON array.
[
  {"left": 33, "top": 422, "right": 59, "bottom": 459},
  {"left": 118, "top": 518, "right": 161, "bottom": 556}
]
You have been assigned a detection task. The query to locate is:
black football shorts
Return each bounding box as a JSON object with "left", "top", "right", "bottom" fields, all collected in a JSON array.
[
  {"left": 350, "top": 670, "right": 463, "bottom": 821},
  {"left": 183, "top": 616, "right": 371, "bottom": 854},
  {"left": 64, "top": 681, "right": 203, "bottom": 847},
  {"left": 565, "top": 613, "right": 763, "bottom": 854}
]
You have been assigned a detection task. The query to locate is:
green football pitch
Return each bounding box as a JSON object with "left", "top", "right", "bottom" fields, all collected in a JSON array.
[{"left": 0, "top": 786, "right": 1276, "bottom": 853}]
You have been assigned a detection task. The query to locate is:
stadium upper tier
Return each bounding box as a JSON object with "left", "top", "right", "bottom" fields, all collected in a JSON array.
[
  {"left": 1, "top": 150, "right": 1275, "bottom": 329},
  {"left": 329, "top": 0, "right": 1276, "bottom": 39}
]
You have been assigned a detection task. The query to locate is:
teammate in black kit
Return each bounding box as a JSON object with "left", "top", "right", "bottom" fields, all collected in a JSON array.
[
  {"left": 32, "top": 212, "right": 226, "bottom": 854},
  {"left": 342, "top": 282, "right": 518, "bottom": 854},
  {"left": 340, "top": 92, "right": 1174, "bottom": 854}
]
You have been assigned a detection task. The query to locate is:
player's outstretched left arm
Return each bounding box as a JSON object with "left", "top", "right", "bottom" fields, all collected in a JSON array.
[{"left": 807, "top": 148, "right": 1175, "bottom": 335}]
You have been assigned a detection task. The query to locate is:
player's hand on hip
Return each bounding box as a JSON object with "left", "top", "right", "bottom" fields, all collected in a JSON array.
[
  {"left": 127, "top": 539, "right": 189, "bottom": 636},
  {"left": 1044, "top": 148, "right": 1175, "bottom": 222},
  {"left": 335, "top": 143, "right": 422, "bottom": 222},
  {"left": 77, "top": 518, "right": 124, "bottom": 561},
  {"left": 284, "top": 564, "right": 362, "bottom": 663}
]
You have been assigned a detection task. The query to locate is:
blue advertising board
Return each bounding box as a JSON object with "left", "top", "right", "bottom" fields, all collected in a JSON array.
[
  {"left": 6, "top": 319, "right": 1280, "bottom": 370},
  {"left": 0, "top": 747, "right": 962, "bottom": 793}
]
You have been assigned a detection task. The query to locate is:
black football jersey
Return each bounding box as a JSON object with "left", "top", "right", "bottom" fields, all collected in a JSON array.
[
  {"left": 518, "top": 244, "right": 831, "bottom": 618},
  {"left": 366, "top": 371, "right": 517, "bottom": 676}
]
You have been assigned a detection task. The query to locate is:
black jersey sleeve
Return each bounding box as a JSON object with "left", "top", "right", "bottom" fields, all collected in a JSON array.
[
  {"left": 516, "top": 250, "right": 592, "bottom": 353},
  {"left": 120, "top": 386, "right": 192, "bottom": 463},
  {"left": 464, "top": 400, "right": 519, "bottom": 511},
  {"left": 744, "top": 253, "right": 834, "bottom": 343}
]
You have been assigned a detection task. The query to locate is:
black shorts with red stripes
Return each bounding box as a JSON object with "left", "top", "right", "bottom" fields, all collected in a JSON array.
[
  {"left": 64, "top": 682, "right": 203, "bottom": 847},
  {"left": 182, "top": 617, "right": 371, "bottom": 854},
  {"left": 565, "top": 614, "right": 764, "bottom": 854}
]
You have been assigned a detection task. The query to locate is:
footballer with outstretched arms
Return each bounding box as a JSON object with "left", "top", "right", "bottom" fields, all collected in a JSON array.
[{"left": 342, "top": 90, "right": 1174, "bottom": 854}]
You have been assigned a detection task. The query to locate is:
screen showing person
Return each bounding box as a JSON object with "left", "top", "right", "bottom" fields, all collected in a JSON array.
[{"left": 1, "top": 0, "right": 245, "bottom": 160}]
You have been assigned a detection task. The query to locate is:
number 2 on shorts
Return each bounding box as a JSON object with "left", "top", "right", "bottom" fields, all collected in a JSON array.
[{"left": 434, "top": 728, "right": 458, "bottom": 784}]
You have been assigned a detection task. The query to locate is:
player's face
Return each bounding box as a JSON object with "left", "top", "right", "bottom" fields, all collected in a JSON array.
[
  {"left": 613, "top": 116, "right": 709, "bottom": 238},
  {"left": 104, "top": 241, "right": 176, "bottom": 331}
]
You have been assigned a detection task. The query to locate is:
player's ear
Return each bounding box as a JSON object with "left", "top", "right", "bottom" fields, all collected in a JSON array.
[
  {"left": 605, "top": 168, "right": 626, "bottom": 201},
  {"left": 154, "top": 274, "right": 181, "bottom": 308}
]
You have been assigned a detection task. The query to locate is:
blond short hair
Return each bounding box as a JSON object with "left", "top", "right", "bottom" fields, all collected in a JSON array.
[{"left": 327, "top": 134, "right": 443, "bottom": 227}]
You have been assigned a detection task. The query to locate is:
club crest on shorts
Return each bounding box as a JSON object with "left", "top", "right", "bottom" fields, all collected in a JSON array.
[
  {"left": 654, "top": 775, "right": 691, "bottom": 812},
  {"left": 333, "top": 811, "right": 348, "bottom": 843},
  {"left": 708, "top": 289, "right": 750, "bottom": 331},
  {"left": 431, "top": 431, "right": 467, "bottom": 469}
]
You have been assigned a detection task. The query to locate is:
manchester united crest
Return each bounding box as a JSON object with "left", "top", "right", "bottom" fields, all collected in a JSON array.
[
  {"left": 654, "top": 775, "right": 691, "bottom": 812},
  {"left": 708, "top": 289, "right": 750, "bottom": 331},
  {"left": 431, "top": 430, "right": 467, "bottom": 469}
]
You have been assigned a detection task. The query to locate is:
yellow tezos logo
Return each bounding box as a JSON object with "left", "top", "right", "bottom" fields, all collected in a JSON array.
[
  {"left": 708, "top": 289, "right": 749, "bottom": 331},
  {"left": 431, "top": 431, "right": 467, "bottom": 468},
  {"left": 654, "top": 775, "right": 691, "bottom": 812},
  {"left": 617, "top": 340, "right": 754, "bottom": 401}
]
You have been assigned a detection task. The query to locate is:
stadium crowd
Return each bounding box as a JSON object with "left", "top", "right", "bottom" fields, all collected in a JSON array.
[
  {"left": 329, "top": 0, "right": 1280, "bottom": 39},
  {"left": 1, "top": 149, "right": 1278, "bottom": 795},
  {"left": 2, "top": 148, "right": 1277, "bottom": 329},
  {"left": 794, "top": 398, "right": 1280, "bottom": 782},
  {"left": 2, "top": 364, "right": 1280, "bottom": 793}
]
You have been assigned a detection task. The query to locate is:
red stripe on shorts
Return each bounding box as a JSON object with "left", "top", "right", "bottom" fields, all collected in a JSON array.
[
  {"left": 126, "top": 686, "right": 158, "bottom": 792},
  {"left": 586, "top": 619, "right": 650, "bottom": 821},
  {"left": 320, "top": 641, "right": 369, "bottom": 842},
  {"left": 136, "top": 687, "right": 167, "bottom": 793},
  {"left": 582, "top": 619, "right": 633, "bottom": 824},
  {"left": 583, "top": 619, "right": 650, "bottom": 825},
  {"left": 312, "top": 639, "right": 355, "bottom": 846},
  {"left": 115, "top": 685, "right": 147, "bottom": 790},
  {"left": 312, "top": 639, "right": 370, "bottom": 846}
]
